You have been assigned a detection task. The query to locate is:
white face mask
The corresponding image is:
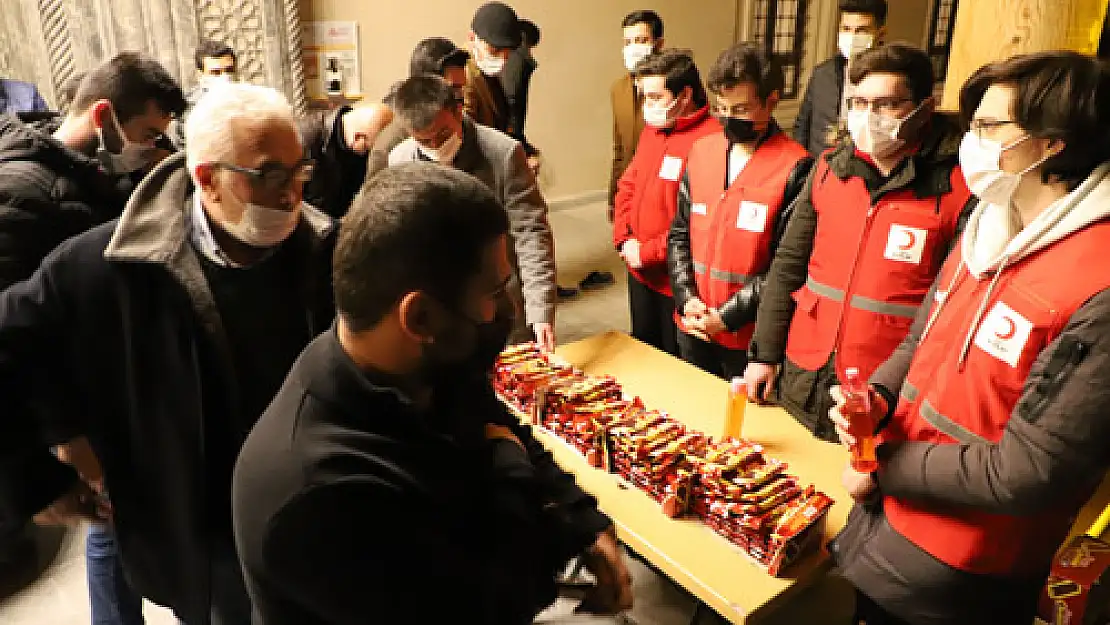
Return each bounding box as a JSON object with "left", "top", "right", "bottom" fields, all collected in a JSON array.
[
  {"left": 847, "top": 100, "right": 925, "bottom": 159},
  {"left": 200, "top": 74, "right": 233, "bottom": 87},
  {"left": 96, "top": 108, "right": 153, "bottom": 174},
  {"left": 643, "top": 97, "right": 679, "bottom": 128},
  {"left": 958, "top": 132, "right": 1049, "bottom": 206},
  {"left": 418, "top": 132, "right": 463, "bottom": 164},
  {"left": 220, "top": 187, "right": 301, "bottom": 248},
  {"left": 838, "top": 32, "right": 875, "bottom": 62},
  {"left": 623, "top": 43, "right": 654, "bottom": 72},
  {"left": 473, "top": 43, "right": 506, "bottom": 76}
]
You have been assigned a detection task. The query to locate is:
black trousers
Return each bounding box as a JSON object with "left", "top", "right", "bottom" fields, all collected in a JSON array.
[
  {"left": 855, "top": 591, "right": 913, "bottom": 625},
  {"left": 627, "top": 275, "right": 678, "bottom": 356},
  {"left": 677, "top": 331, "right": 748, "bottom": 380}
]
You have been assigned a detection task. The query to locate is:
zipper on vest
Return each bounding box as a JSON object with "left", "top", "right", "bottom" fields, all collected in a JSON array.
[{"left": 831, "top": 202, "right": 881, "bottom": 364}]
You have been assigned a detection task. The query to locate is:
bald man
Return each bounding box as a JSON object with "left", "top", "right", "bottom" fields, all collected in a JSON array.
[{"left": 299, "top": 102, "right": 393, "bottom": 218}]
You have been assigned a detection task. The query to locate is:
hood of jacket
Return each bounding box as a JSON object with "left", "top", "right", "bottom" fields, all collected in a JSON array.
[
  {"left": 922, "top": 161, "right": 1110, "bottom": 367},
  {"left": 963, "top": 162, "right": 1110, "bottom": 278}
]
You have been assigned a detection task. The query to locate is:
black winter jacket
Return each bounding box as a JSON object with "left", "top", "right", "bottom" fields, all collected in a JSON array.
[
  {"left": 298, "top": 106, "right": 368, "bottom": 219},
  {"left": 0, "top": 153, "right": 336, "bottom": 625},
  {"left": 0, "top": 113, "right": 129, "bottom": 289},
  {"left": 793, "top": 56, "right": 847, "bottom": 156}
]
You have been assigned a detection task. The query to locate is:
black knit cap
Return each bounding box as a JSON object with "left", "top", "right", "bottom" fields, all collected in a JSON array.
[{"left": 471, "top": 2, "right": 522, "bottom": 49}]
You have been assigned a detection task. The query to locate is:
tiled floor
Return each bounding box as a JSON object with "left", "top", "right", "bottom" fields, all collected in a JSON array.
[{"left": 0, "top": 202, "right": 851, "bottom": 625}]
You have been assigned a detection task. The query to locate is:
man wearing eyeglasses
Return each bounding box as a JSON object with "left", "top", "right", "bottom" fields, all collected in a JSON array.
[
  {"left": 389, "top": 74, "right": 558, "bottom": 352},
  {"left": 0, "top": 81, "right": 335, "bottom": 625},
  {"left": 744, "top": 44, "right": 974, "bottom": 442}
]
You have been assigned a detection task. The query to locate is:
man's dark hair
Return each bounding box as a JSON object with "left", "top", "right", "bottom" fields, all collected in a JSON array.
[
  {"left": 70, "top": 52, "right": 186, "bottom": 121},
  {"left": 194, "top": 39, "right": 237, "bottom": 71},
  {"left": 335, "top": 163, "right": 510, "bottom": 331},
  {"left": 839, "top": 0, "right": 888, "bottom": 26},
  {"left": 708, "top": 42, "right": 784, "bottom": 101},
  {"left": 634, "top": 49, "right": 708, "bottom": 108},
  {"left": 520, "top": 20, "right": 541, "bottom": 48},
  {"left": 409, "top": 37, "right": 470, "bottom": 77},
  {"left": 392, "top": 75, "right": 457, "bottom": 130},
  {"left": 849, "top": 43, "right": 934, "bottom": 104},
  {"left": 622, "top": 10, "right": 664, "bottom": 39},
  {"left": 960, "top": 51, "right": 1110, "bottom": 191}
]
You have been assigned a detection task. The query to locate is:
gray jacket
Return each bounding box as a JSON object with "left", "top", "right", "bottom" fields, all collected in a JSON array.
[{"left": 389, "top": 118, "right": 556, "bottom": 329}]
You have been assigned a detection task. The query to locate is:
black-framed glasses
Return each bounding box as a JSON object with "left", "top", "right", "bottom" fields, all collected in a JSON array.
[
  {"left": 969, "top": 119, "right": 1018, "bottom": 140},
  {"left": 214, "top": 159, "right": 315, "bottom": 192},
  {"left": 847, "top": 96, "right": 912, "bottom": 115}
]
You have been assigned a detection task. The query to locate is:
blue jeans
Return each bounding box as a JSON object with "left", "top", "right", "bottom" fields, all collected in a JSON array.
[{"left": 86, "top": 524, "right": 146, "bottom": 625}]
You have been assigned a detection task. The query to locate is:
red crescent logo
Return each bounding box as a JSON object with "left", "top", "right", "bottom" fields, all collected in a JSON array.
[
  {"left": 897, "top": 229, "right": 917, "bottom": 251},
  {"left": 995, "top": 316, "right": 1017, "bottom": 340},
  {"left": 747, "top": 204, "right": 760, "bottom": 219}
]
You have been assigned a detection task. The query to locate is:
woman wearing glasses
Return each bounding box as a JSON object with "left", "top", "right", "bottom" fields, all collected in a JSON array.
[
  {"left": 830, "top": 50, "right": 1110, "bottom": 624},
  {"left": 743, "top": 43, "right": 974, "bottom": 442}
]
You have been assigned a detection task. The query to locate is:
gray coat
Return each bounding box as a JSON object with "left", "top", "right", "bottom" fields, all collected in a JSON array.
[{"left": 389, "top": 118, "right": 556, "bottom": 334}]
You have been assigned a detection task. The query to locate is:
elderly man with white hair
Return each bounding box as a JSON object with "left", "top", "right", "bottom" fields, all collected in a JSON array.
[{"left": 0, "top": 82, "right": 335, "bottom": 625}]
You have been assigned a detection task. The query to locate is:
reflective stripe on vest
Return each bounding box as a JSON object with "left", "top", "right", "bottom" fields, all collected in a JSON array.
[
  {"left": 806, "top": 276, "right": 919, "bottom": 318},
  {"left": 900, "top": 380, "right": 988, "bottom": 444},
  {"left": 693, "top": 261, "right": 750, "bottom": 286}
]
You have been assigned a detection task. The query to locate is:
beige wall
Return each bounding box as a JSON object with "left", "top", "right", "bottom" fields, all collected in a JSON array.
[
  {"left": 884, "top": 0, "right": 932, "bottom": 47},
  {"left": 299, "top": 0, "right": 742, "bottom": 200}
]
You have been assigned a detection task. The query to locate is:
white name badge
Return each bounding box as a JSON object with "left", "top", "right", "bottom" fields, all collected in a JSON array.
[
  {"left": 692, "top": 203, "right": 708, "bottom": 216},
  {"left": 883, "top": 224, "right": 927, "bottom": 265},
  {"left": 974, "top": 301, "right": 1033, "bottom": 368},
  {"left": 658, "top": 155, "right": 684, "bottom": 181},
  {"left": 735, "top": 201, "right": 769, "bottom": 233}
]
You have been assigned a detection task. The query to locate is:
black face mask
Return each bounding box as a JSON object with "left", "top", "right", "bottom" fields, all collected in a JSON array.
[
  {"left": 719, "top": 116, "right": 761, "bottom": 144},
  {"left": 421, "top": 307, "right": 514, "bottom": 386}
]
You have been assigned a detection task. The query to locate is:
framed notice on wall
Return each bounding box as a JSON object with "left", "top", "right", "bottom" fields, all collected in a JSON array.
[{"left": 302, "top": 21, "right": 362, "bottom": 99}]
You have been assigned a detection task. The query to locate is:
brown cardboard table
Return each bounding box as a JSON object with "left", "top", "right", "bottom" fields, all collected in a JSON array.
[{"left": 542, "top": 332, "right": 851, "bottom": 623}]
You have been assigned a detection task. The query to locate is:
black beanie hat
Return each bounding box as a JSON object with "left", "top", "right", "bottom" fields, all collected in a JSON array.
[{"left": 471, "top": 2, "right": 522, "bottom": 49}]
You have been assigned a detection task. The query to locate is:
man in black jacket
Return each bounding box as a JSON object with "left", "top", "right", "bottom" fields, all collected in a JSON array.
[
  {"left": 668, "top": 43, "right": 813, "bottom": 380},
  {"left": 0, "top": 82, "right": 335, "bottom": 625},
  {"left": 297, "top": 102, "right": 393, "bottom": 218},
  {"left": 0, "top": 52, "right": 185, "bottom": 289},
  {"left": 233, "top": 162, "right": 632, "bottom": 625},
  {"left": 793, "top": 0, "right": 887, "bottom": 155}
]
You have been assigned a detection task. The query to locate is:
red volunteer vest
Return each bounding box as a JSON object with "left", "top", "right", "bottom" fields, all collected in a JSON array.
[
  {"left": 783, "top": 156, "right": 968, "bottom": 379},
  {"left": 613, "top": 107, "right": 721, "bottom": 295},
  {"left": 884, "top": 223, "right": 1110, "bottom": 576},
  {"left": 678, "top": 132, "right": 809, "bottom": 349}
]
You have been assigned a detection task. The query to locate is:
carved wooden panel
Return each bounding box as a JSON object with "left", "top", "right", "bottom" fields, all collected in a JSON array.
[{"left": 0, "top": 0, "right": 307, "bottom": 113}]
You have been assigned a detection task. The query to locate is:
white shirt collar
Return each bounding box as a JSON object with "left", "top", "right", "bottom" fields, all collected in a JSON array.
[{"left": 190, "top": 193, "right": 240, "bottom": 268}]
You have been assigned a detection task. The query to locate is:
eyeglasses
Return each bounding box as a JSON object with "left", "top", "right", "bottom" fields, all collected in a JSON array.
[
  {"left": 214, "top": 159, "right": 315, "bottom": 192},
  {"left": 847, "top": 96, "right": 912, "bottom": 115},
  {"left": 969, "top": 119, "right": 1018, "bottom": 140}
]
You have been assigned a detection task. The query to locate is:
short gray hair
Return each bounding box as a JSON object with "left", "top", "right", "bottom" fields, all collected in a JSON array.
[
  {"left": 392, "top": 75, "right": 457, "bottom": 131},
  {"left": 185, "top": 82, "right": 297, "bottom": 180}
]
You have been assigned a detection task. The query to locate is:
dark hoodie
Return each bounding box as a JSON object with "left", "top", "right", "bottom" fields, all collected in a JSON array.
[{"left": 0, "top": 113, "right": 128, "bottom": 290}]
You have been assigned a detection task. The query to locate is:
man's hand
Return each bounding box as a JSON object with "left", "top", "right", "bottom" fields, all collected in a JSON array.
[
  {"left": 533, "top": 322, "right": 556, "bottom": 353},
  {"left": 700, "top": 308, "right": 726, "bottom": 336},
  {"left": 682, "top": 297, "right": 708, "bottom": 320},
  {"left": 743, "top": 362, "right": 778, "bottom": 404},
  {"left": 842, "top": 465, "right": 878, "bottom": 502},
  {"left": 484, "top": 424, "right": 524, "bottom": 450},
  {"left": 55, "top": 437, "right": 104, "bottom": 493},
  {"left": 619, "top": 239, "right": 643, "bottom": 270},
  {"left": 33, "top": 481, "right": 109, "bottom": 527},
  {"left": 526, "top": 154, "right": 541, "bottom": 176},
  {"left": 576, "top": 527, "right": 634, "bottom": 615},
  {"left": 827, "top": 385, "right": 889, "bottom": 450}
]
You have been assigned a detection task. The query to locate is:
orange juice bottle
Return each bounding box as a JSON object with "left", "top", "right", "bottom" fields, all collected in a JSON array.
[
  {"left": 724, "top": 377, "right": 747, "bottom": 439},
  {"left": 841, "top": 367, "right": 879, "bottom": 472}
]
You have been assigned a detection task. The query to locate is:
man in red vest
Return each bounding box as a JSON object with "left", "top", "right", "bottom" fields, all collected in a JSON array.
[
  {"left": 829, "top": 50, "right": 1110, "bottom": 625},
  {"left": 744, "top": 44, "right": 974, "bottom": 441},
  {"left": 667, "top": 43, "right": 812, "bottom": 379},
  {"left": 613, "top": 49, "right": 720, "bottom": 355}
]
